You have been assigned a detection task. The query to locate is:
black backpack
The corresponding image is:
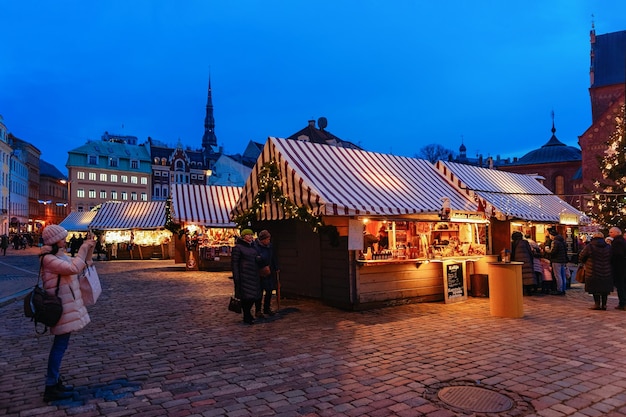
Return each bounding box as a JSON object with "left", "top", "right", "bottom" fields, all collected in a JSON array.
[{"left": 24, "top": 255, "right": 63, "bottom": 334}]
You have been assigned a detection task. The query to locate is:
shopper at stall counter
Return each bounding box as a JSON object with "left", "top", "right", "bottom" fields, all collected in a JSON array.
[
  {"left": 510, "top": 231, "right": 536, "bottom": 296},
  {"left": 545, "top": 227, "right": 568, "bottom": 295},
  {"left": 231, "top": 229, "right": 261, "bottom": 324},
  {"left": 254, "top": 230, "right": 280, "bottom": 318},
  {"left": 580, "top": 231, "right": 613, "bottom": 310},
  {"left": 609, "top": 227, "right": 626, "bottom": 310},
  {"left": 40, "top": 225, "right": 96, "bottom": 402}
]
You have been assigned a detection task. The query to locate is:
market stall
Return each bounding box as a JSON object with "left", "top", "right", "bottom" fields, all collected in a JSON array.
[
  {"left": 88, "top": 201, "right": 171, "bottom": 260},
  {"left": 435, "top": 160, "right": 590, "bottom": 257},
  {"left": 232, "top": 137, "right": 488, "bottom": 310},
  {"left": 170, "top": 184, "right": 242, "bottom": 270},
  {"left": 58, "top": 210, "right": 97, "bottom": 238}
]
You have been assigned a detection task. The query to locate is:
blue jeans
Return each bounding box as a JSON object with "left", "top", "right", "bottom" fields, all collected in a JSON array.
[
  {"left": 46, "top": 333, "right": 71, "bottom": 386},
  {"left": 552, "top": 263, "right": 566, "bottom": 292}
]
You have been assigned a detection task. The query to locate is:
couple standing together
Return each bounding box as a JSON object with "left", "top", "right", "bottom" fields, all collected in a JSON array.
[{"left": 231, "top": 229, "right": 279, "bottom": 324}]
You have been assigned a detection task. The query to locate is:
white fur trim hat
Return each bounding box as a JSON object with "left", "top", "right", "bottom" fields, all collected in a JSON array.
[{"left": 42, "top": 225, "right": 68, "bottom": 245}]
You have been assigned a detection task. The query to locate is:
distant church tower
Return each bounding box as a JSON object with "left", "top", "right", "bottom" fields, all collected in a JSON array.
[{"left": 202, "top": 76, "right": 218, "bottom": 152}]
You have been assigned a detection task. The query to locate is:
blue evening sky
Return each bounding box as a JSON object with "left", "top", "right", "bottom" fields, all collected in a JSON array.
[{"left": 1, "top": 1, "right": 625, "bottom": 173}]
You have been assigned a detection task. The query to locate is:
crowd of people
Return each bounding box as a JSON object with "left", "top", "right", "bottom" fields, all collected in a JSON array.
[{"left": 511, "top": 226, "right": 626, "bottom": 311}]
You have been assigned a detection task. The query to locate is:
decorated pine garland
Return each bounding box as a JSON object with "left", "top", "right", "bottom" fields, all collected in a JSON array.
[
  {"left": 233, "top": 161, "right": 339, "bottom": 245},
  {"left": 164, "top": 196, "right": 183, "bottom": 237}
]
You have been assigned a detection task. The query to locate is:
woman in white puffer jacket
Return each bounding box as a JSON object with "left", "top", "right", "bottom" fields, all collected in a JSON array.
[{"left": 39, "top": 224, "right": 95, "bottom": 402}]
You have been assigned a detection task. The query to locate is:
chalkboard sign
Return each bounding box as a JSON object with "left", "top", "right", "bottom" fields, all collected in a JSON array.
[{"left": 443, "top": 261, "right": 467, "bottom": 303}]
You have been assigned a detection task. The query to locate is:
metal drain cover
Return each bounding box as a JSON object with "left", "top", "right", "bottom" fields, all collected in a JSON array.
[{"left": 437, "top": 386, "right": 513, "bottom": 413}]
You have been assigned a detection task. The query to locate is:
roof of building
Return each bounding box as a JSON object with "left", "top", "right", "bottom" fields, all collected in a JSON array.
[
  {"left": 435, "top": 160, "right": 589, "bottom": 224},
  {"left": 39, "top": 159, "right": 67, "bottom": 180},
  {"left": 287, "top": 119, "right": 362, "bottom": 150},
  {"left": 233, "top": 137, "right": 477, "bottom": 219},
  {"left": 592, "top": 30, "right": 626, "bottom": 88},
  {"left": 171, "top": 184, "right": 241, "bottom": 227},
  {"left": 509, "top": 124, "right": 581, "bottom": 165}
]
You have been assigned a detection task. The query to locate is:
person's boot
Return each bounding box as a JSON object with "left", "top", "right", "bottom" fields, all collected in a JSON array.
[
  {"left": 590, "top": 294, "right": 602, "bottom": 310},
  {"left": 601, "top": 294, "right": 608, "bottom": 310},
  {"left": 43, "top": 384, "right": 73, "bottom": 402}
]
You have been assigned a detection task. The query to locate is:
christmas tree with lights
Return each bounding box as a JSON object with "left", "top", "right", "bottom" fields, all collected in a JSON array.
[{"left": 592, "top": 104, "right": 626, "bottom": 230}]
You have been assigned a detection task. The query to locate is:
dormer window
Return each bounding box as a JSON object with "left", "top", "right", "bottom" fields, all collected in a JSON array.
[
  {"left": 109, "top": 157, "right": 119, "bottom": 168},
  {"left": 88, "top": 155, "right": 98, "bottom": 165}
]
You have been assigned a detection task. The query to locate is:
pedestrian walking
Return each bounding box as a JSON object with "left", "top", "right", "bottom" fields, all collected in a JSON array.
[
  {"left": 0, "top": 234, "right": 8, "bottom": 255},
  {"left": 609, "top": 227, "right": 626, "bottom": 310},
  {"left": 231, "top": 229, "right": 261, "bottom": 325},
  {"left": 579, "top": 231, "right": 612, "bottom": 310},
  {"left": 254, "top": 230, "right": 279, "bottom": 317},
  {"left": 39, "top": 225, "right": 96, "bottom": 402}
]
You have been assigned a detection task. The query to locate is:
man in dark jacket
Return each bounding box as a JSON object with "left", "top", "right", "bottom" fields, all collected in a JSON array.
[
  {"left": 546, "top": 228, "right": 568, "bottom": 295},
  {"left": 609, "top": 227, "right": 626, "bottom": 310},
  {"left": 231, "top": 229, "right": 261, "bottom": 324}
]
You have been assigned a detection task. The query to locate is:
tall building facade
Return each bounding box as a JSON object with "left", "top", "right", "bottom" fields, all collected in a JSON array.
[{"left": 66, "top": 132, "right": 152, "bottom": 211}]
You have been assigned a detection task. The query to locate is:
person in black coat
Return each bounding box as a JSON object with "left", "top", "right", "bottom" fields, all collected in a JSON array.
[
  {"left": 511, "top": 231, "right": 536, "bottom": 295},
  {"left": 254, "top": 230, "right": 280, "bottom": 318},
  {"left": 609, "top": 227, "right": 626, "bottom": 310},
  {"left": 231, "top": 229, "right": 261, "bottom": 324},
  {"left": 580, "top": 232, "right": 613, "bottom": 310}
]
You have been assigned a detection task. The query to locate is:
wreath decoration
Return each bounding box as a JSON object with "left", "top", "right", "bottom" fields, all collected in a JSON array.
[{"left": 233, "top": 161, "right": 339, "bottom": 246}]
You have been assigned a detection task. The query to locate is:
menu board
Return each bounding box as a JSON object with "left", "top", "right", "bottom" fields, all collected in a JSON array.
[{"left": 443, "top": 261, "right": 467, "bottom": 303}]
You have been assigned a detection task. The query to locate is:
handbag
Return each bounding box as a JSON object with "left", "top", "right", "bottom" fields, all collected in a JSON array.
[
  {"left": 80, "top": 264, "right": 102, "bottom": 306},
  {"left": 575, "top": 265, "right": 586, "bottom": 283},
  {"left": 228, "top": 296, "right": 242, "bottom": 314},
  {"left": 24, "top": 265, "right": 63, "bottom": 334}
]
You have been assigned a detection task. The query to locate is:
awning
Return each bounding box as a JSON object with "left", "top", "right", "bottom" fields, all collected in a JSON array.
[
  {"left": 233, "top": 137, "right": 477, "bottom": 219},
  {"left": 171, "top": 184, "right": 241, "bottom": 227},
  {"left": 89, "top": 201, "right": 166, "bottom": 230},
  {"left": 435, "top": 160, "right": 590, "bottom": 224},
  {"left": 58, "top": 211, "right": 97, "bottom": 232}
]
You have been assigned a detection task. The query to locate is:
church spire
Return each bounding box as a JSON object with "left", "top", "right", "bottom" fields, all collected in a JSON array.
[{"left": 202, "top": 75, "right": 218, "bottom": 150}]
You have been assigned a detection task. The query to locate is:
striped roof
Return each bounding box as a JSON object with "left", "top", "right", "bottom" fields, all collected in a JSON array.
[
  {"left": 89, "top": 201, "right": 166, "bottom": 230},
  {"left": 435, "top": 160, "right": 590, "bottom": 224},
  {"left": 171, "top": 184, "right": 241, "bottom": 227},
  {"left": 233, "top": 137, "right": 477, "bottom": 219},
  {"left": 59, "top": 211, "right": 97, "bottom": 232}
]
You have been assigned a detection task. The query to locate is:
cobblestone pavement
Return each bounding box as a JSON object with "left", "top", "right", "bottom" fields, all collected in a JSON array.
[{"left": 2, "top": 250, "right": 626, "bottom": 416}]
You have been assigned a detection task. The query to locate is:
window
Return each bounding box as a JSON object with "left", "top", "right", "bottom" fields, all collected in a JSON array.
[
  {"left": 140, "top": 177, "right": 147, "bottom": 185},
  {"left": 100, "top": 173, "right": 107, "bottom": 182},
  {"left": 198, "top": 175, "right": 204, "bottom": 181},
  {"left": 175, "top": 160, "right": 185, "bottom": 171},
  {"left": 555, "top": 175, "right": 565, "bottom": 195},
  {"left": 131, "top": 176, "right": 138, "bottom": 184},
  {"left": 88, "top": 155, "right": 98, "bottom": 165},
  {"left": 161, "top": 158, "right": 167, "bottom": 166},
  {"left": 131, "top": 160, "right": 139, "bottom": 169},
  {"left": 111, "top": 191, "right": 118, "bottom": 200},
  {"left": 88, "top": 190, "right": 96, "bottom": 198},
  {"left": 110, "top": 174, "right": 118, "bottom": 182},
  {"left": 77, "top": 171, "right": 85, "bottom": 180},
  {"left": 154, "top": 171, "right": 160, "bottom": 177},
  {"left": 121, "top": 175, "right": 128, "bottom": 183},
  {"left": 191, "top": 174, "right": 197, "bottom": 179},
  {"left": 162, "top": 186, "right": 168, "bottom": 198},
  {"left": 89, "top": 172, "right": 96, "bottom": 181},
  {"left": 154, "top": 157, "right": 159, "bottom": 164},
  {"left": 100, "top": 190, "right": 107, "bottom": 199},
  {"left": 154, "top": 187, "right": 160, "bottom": 197},
  {"left": 77, "top": 189, "right": 85, "bottom": 198},
  {"left": 141, "top": 193, "right": 147, "bottom": 201},
  {"left": 77, "top": 205, "right": 84, "bottom": 212},
  {"left": 131, "top": 192, "right": 137, "bottom": 201},
  {"left": 121, "top": 192, "right": 128, "bottom": 200},
  {"left": 109, "top": 157, "right": 118, "bottom": 168}
]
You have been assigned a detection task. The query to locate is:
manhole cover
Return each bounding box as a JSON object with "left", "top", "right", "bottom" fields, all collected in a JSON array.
[{"left": 438, "top": 386, "right": 513, "bottom": 413}]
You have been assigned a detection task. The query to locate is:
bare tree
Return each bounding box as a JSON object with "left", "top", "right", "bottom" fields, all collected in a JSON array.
[{"left": 417, "top": 144, "right": 454, "bottom": 163}]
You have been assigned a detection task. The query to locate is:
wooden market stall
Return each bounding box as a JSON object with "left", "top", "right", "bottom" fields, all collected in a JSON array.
[
  {"left": 232, "top": 137, "right": 489, "bottom": 311},
  {"left": 435, "top": 161, "right": 590, "bottom": 259},
  {"left": 170, "top": 184, "right": 242, "bottom": 271},
  {"left": 89, "top": 201, "right": 171, "bottom": 260}
]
